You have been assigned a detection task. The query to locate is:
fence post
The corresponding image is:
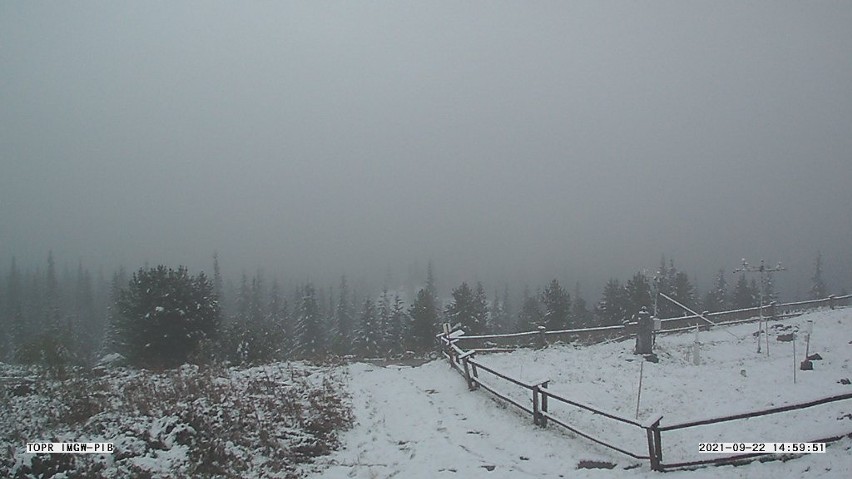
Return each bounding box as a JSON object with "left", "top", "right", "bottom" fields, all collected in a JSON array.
[
  {"left": 829, "top": 294, "right": 836, "bottom": 310},
  {"left": 532, "top": 386, "right": 540, "bottom": 425},
  {"left": 530, "top": 380, "right": 550, "bottom": 427},
  {"left": 470, "top": 359, "right": 479, "bottom": 385},
  {"left": 445, "top": 336, "right": 456, "bottom": 368},
  {"left": 644, "top": 415, "right": 663, "bottom": 471},
  {"left": 537, "top": 325, "right": 547, "bottom": 349},
  {"left": 768, "top": 301, "right": 777, "bottom": 320},
  {"left": 460, "top": 351, "right": 477, "bottom": 391}
]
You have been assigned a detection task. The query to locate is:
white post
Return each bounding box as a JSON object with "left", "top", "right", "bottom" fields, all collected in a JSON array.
[
  {"left": 693, "top": 324, "right": 701, "bottom": 366},
  {"left": 793, "top": 335, "right": 797, "bottom": 384},
  {"left": 635, "top": 361, "right": 645, "bottom": 420},
  {"left": 805, "top": 320, "right": 813, "bottom": 359}
]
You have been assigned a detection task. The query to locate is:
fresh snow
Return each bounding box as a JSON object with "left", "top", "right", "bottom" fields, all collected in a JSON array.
[
  {"left": 2, "top": 309, "right": 849, "bottom": 478},
  {"left": 311, "top": 308, "right": 852, "bottom": 478}
]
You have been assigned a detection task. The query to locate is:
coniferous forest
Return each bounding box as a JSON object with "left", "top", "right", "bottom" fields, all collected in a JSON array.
[{"left": 0, "top": 250, "right": 843, "bottom": 372}]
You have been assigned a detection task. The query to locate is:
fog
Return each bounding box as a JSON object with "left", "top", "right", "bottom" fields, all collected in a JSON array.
[{"left": 2, "top": 1, "right": 851, "bottom": 298}]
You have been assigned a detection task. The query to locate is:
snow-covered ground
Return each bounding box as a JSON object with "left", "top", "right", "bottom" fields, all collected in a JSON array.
[
  {"left": 1, "top": 362, "right": 352, "bottom": 478},
  {"left": 313, "top": 308, "right": 852, "bottom": 478},
  {"left": 2, "top": 308, "right": 849, "bottom": 478}
]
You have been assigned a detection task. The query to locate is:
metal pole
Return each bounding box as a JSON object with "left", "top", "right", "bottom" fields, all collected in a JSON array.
[
  {"left": 733, "top": 258, "right": 785, "bottom": 355},
  {"left": 658, "top": 292, "right": 740, "bottom": 339}
]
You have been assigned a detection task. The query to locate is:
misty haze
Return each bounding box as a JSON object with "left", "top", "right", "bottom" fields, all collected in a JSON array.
[{"left": 1, "top": 2, "right": 851, "bottom": 478}]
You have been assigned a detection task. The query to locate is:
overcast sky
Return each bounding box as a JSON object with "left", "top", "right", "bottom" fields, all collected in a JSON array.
[{"left": 2, "top": 1, "right": 851, "bottom": 297}]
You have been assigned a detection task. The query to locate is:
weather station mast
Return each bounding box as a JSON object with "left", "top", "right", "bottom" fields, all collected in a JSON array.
[{"left": 733, "top": 259, "right": 785, "bottom": 355}]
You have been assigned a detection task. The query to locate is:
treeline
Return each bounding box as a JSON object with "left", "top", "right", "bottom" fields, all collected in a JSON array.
[{"left": 0, "top": 252, "right": 838, "bottom": 370}]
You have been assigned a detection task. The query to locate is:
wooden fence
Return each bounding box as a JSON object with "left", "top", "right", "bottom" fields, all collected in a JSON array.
[
  {"left": 452, "top": 294, "right": 851, "bottom": 351},
  {"left": 437, "top": 313, "right": 852, "bottom": 471},
  {"left": 652, "top": 391, "right": 852, "bottom": 470},
  {"left": 439, "top": 334, "right": 655, "bottom": 463}
]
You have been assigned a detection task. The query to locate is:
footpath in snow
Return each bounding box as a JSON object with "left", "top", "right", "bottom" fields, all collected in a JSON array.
[{"left": 311, "top": 308, "right": 852, "bottom": 479}]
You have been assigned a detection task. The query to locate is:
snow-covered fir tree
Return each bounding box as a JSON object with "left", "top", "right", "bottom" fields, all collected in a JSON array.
[
  {"left": 295, "top": 283, "right": 324, "bottom": 358},
  {"left": 354, "top": 298, "right": 380, "bottom": 357},
  {"left": 572, "top": 282, "right": 592, "bottom": 328},
  {"left": 488, "top": 289, "right": 507, "bottom": 333},
  {"left": 268, "top": 278, "right": 290, "bottom": 360},
  {"left": 762, "top": 270, "right": 778, "bottom": 305},
  {"left": 377, "top": 289, "right": 393, "bottom": 354},
  {"left": 541, "top": 279, "right": 570, "bottom": 330},
  {"left": 473, "top": 282, "right": 489, "bottom": 334},
  {"left": 4, "top": 258, "right": 22, "bottom": 361},
  {"left": 516, "top": 287, "right": 543, "bottom": 332},
  {"left": 331, "top": 275, "right": 354, "bottom": 355},
  {"left": 703, "top": 269, "right": 729, "bottom": 313},
  {"left": 445, "top": 282, "right": 485, "bottom": 335},
  {"left": 731, "top": 273, "right": 758, "bottom": 309},
  {"left": 810, "top": 252, "right": 828, "bottom": 299},
  {"left": 625, "top": 272, "right": 652, "bottom": 317},
  {"left": 597, "top": 278, "right": 628, "bottom": 326},
  {"left": 409, "top": 288, "right": 437, "bottom": 352},
  {"left": 670, "top": 270, "right": 696, "bottom": 315},
  {"left": 389, "top": 294, "right": 407, "bottom": 354}
]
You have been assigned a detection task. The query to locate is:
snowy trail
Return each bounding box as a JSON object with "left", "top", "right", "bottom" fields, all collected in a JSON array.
[{"left": 311, "top": 361, "right": 620, "bottom": 479}]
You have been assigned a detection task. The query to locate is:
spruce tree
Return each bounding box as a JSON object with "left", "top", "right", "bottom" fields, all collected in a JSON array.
[
  {"left": 597, "top": 278, "right": 628, "bottom": 326},
  {"left": 212, "top": 252, "right": 224, "bottom": 312},
  {"left": 625, "top": 272, "right": 653, "bottom": 316},
  {"left": 703, "top": 269, "right": 729, "bottom": 312},
  {"left": 446, "top": 282, "right": 484, "bottom": 334},
  {"left": 541, "top": 279, "right": 571, "bottom": 330},
  {"left": 295, "top": 283, "right": 324, "bottom": 358},
  {"left": 655, "top": 256, "right": 675, "bottom": 317},
  {"left": 5, "top": 258, "right": 23, "bottom": 361},
  {"left": 489, "top": 289, "right": 506, "bottom": 333},
  {"left": 762, "top": 270, "right": 778, "bottom": 304},
  {"left": 247, "top": 272, "right": 266, "bottom": 327},
  {"left": 268, "top": 278, "right": 290, "bottom": 359},
  {"left": 331, "top": 275, "right": 354, "bottom": 355},
  {"left": 473, "top": 282, "right": 490, "bottom": 334},
  {"left": 236, "top": 273, "right": 250, "bottom": 323},
  {"left": 572, "top": 282, "right": 592, "bottom": 328},
  {"left": 103, "top": 267, "right": 127, "bottom": 355},
  {"left": 377, "top": 290, "right": 393, "bottom": 354},
  {"left": 517, "top": 287, "right": 543, "bottom": 331},
  {"left": 388, "top": 294, "right": 406, "bottom": 355},
  {"left": 409, "top": 288, "right": 437, "bottom": 352},
  {"left": 426, "top": 260, "right": 437, "bottom": 299},
  {"left": 73, "top": 262, "right": 97, "bottom": 364},
  {"left": 671, "top": 271, "right": 696, "bottom": 314},
  {"left": 731, "top": 273, "right": 758, "bottom": 309},
  {"left": 115, "top": 265, "right": 220, "bottom": 368},
  {"left": 354, "top": 298, "right": 379, "bottom": 357},
  {"left": 45, "top": 251, "right": 60, "bottom": 333},
  {"left": 501, "top": 285, "right": 513, "bottom": 331}
]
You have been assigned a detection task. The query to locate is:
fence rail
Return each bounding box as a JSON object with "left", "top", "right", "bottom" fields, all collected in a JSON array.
[
  {"left": 439, "top": 334, "right": 653, "bottom": 464},
  {"left": 452, "top": 294, "right": 851, "bottom": 350},
  {"left": 651, "top": 391, "right": 852, "bottom": 470}
]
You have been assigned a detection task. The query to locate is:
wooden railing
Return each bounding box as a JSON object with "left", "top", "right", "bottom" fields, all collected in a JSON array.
[
  {"left": 652, "top": 392, "right": 852, "bottom": 470},
  {"left": 453, "top": 294, "right": 851, "bottom": 350},
  {"left": 439, "top": 334, "right": 654, "bottom": 462}
]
